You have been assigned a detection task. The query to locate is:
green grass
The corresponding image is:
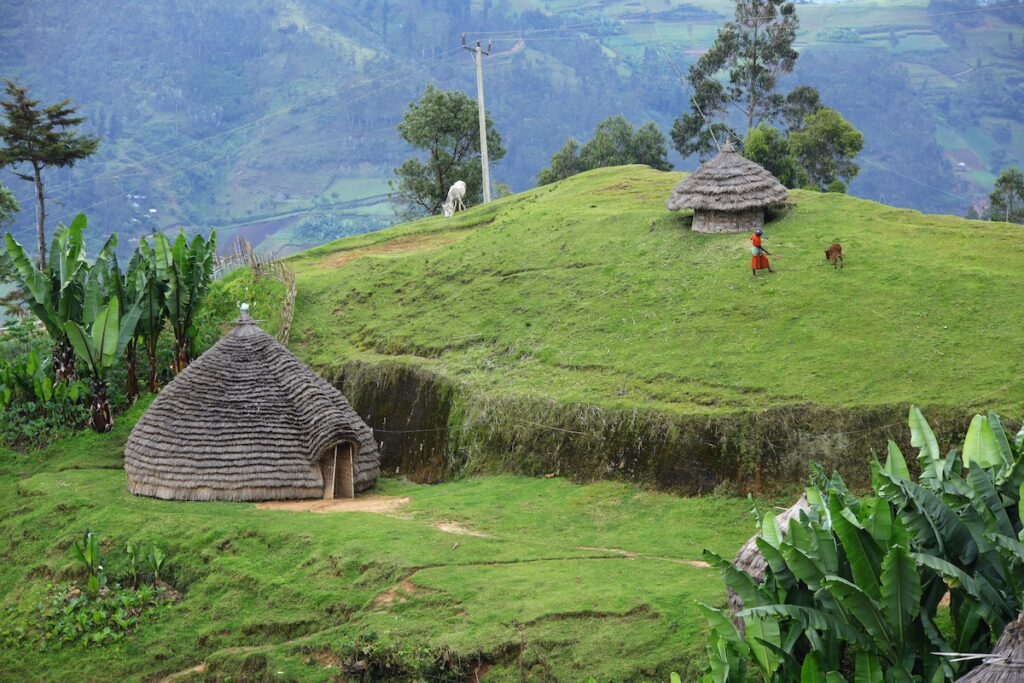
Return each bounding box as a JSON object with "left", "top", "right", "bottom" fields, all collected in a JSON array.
[
  {"left": 288, "top": 165, "right": 1024, "bottom": 416},
  {"left": 0, "top": 408, "right": 757, "bottom": 681}
]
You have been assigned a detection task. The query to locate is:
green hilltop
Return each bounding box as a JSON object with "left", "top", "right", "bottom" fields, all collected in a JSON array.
[{"left": 290, "top": 165, "right": 1023, "bottom": 416}]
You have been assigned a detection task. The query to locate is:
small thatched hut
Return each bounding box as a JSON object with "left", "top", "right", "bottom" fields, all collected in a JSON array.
[
  {"left": 665, "top": 142, "right": 788, "bottom": 234},
  {"left": 124, "top": 311, "right": 380, "bottom": 502},
  {"left": 728, "top": 495, "right": 810, "bottom": 616},
  {"left": 956, "top": 613, "right": 1024, "bottom": 682}
]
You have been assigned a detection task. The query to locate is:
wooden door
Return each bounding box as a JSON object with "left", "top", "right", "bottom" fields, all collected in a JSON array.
[
  {"left": 335, "top": 443, "right": 355, "bottom": 499},
  {"left": 320, "top": 450, "right": 335, "bottom": 500}
]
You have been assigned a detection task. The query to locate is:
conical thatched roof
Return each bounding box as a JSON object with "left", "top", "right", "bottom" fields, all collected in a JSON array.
[
  {"left": 956, "top": 614, "right": 1024, "bottom": 682},
  {"left": 665, "top": 142, "right": 788, "bottom": 212},
  {"left": 124, "top": 314, "right": 380, "bottom": 501}
]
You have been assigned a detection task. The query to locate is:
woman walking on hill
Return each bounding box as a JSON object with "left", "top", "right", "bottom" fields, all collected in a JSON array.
[{"left": 751, "top": 228, "right": 773, "bottom": 276}]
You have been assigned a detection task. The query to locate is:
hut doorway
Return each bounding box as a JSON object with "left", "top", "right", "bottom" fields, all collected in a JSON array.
[{"left": 320, "top": 443, "right": 355, "bottom": 499}]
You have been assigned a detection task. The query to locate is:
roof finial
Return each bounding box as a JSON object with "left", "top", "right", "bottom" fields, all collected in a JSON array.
[{"left": 239, "top": 302, "right": 251, "bottom": 322}]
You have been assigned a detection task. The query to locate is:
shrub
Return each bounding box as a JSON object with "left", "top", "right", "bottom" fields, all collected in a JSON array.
[{"left": 701, "top": 407, "right": 1023, "bottom": 682}]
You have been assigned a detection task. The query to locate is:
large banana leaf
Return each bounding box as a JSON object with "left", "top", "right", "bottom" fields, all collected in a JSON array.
[
  {"left": 64, "top": 321, "right": 97, "bottom": 372},
  {"left": 880, "top": 546, "right": 921, "bottom": 648},
  {"left": 910, "top": 553, "right": 1010, "bottom": 628},
  {"left": 819, "top": 577, "right": 894, "bottom": 652},
  {"left": 739, "top": 603, "right": 871, "bottom": 648},
  {"left": 909, "top": 406, "right": 942, "bottom": 481},
  {"left": 963, "top": 414, "right": 1005, "bottom": 469},
  {"left": 92, "top": 298, "right": 120, "bottom": 370},
  {"left": 3, "top": 233, "right": 48, "bottom": 304},
  {"left": 967, "top": 466, "right": 1014, "bottom": 538},
  {"left": 877, "top": 471, "right": 978, "bottom": 565},
  {"left": 829, "top": 494, "right": 882, "bottom": 599},
  {"left": 854, "top": 651, "right": 883, "bottom": 683}
]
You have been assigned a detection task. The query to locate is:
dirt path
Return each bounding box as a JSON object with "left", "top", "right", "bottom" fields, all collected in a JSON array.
[
  {"left": 255, "top": 495, "right": 410, "bottom": 514},
  {"left": 321, "top": 231, "right": 471, "bottom": 270}
]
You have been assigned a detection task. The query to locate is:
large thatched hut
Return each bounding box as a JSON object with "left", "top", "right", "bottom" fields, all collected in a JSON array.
[
  {"left": 124, "top": 311, "right": 380, "bottom": 502},
  {"left": 665, "top": 142, "right": 788, "bottom": 234},
  {"left": 955, "top": 613, "right": 1024, "bottom": 682}
]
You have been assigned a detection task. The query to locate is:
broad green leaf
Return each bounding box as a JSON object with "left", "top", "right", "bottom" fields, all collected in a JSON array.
[
  {"left": 826, "top": 674, "right": 849, "bottom": 683},
  {"left": 884, "top": 440, "right": 910, "bottom": 481},
  {"left": 3, "top": 233, "right": 48, "bottom": 304},
  {"left": 854, "top": 651, "right": 883, "bottom": 683},
  {"left": 967, "top": 466, "right": 1014, "bottom": 537},
  {"left": 829, "top": 493, "right": 882, "bottom": 599},
  {"left": 65, "top": 321, "right": 97, "bottom": 372},
  {"left": 698, "top": 603, "right": 742, "bottom": 643},
  {"left": 864, "top": 500, "right": 892, "bottom": 545},
  {"left": 880, "top": 546, "right": 921, "bottom": 647},
  {"left": 910, "top": 553, "right": 1010, "bottom": 625},
  {"left": 780, "top": 543, "right": 826, "bottom": 588},
  {"left": 820, "top": 577, "right": 893, "bottom": 651},
  {"left": 744, "top": 614, "right": 780, "bottom": 676},
  {"left": 801, "top": 651, "right": 823, "bottom": 683},
  {"left": 877, "top": 471, "right": 978, "bottom": 565},
  {"left": 988, "top": 413, "right": 1014, "bottom": 468},
  {"left": 986, "top": 531, "right": 1024, "bottom": 563},
  {"left": 963, "top": 414, "right": 1003, "bottom": 469},
  {"left": 703, "top": 551, "right": 762, "bottom": 608},
  {"left": 739, "top": 604, "right": 870, "bottom": 647},
  {"left": 762, "top": 511, "right": 783, "bottom": 549},
  {"left": 909, "top": 406, "right": 942, "bottom": 480},
  {"left": 92, "top": 297, "right": 121, "bottom": 370}
]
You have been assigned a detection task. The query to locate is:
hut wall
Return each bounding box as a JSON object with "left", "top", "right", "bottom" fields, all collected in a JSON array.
[{"left": 692, "top": 208, "right": 764, "bottom": 234}]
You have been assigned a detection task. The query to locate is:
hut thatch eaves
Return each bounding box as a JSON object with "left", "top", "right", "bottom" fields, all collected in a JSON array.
[
  {"left": 955, "top": 613, "right": 1024, "bottom": 682},
  {"left": 665, "top": 142, "right": 788, "bottom": 213},
  {"left": 124, "top": 314, "right": 380, "bottom": 501}
]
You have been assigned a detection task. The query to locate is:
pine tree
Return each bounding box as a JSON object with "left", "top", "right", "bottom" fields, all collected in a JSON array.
[{"left": 0, "top": 81, "right": 99, "bottom": 270}]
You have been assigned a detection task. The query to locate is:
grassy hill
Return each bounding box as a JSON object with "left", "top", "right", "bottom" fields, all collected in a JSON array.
[
  {"left": 287, "top": 165, "right": 1024, "bottom": 488},
  {"left": 0, "top": 404, "right": 757, "bottom": 681}
]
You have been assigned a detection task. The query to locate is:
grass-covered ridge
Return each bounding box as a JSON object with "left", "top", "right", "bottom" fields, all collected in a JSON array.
[
  {"left": 0, "top": 414, "right": 756, "bottom": 681},
  {"left": 290, "top": 165, "right": 1023, "bottom": 416}
]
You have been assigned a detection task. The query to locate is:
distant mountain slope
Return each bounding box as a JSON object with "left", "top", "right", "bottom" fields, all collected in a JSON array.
[
  {"left": 1, "top": 0, "right": 1019, "bottom": 256},
  {"left": 289, "top": 165, "right": 1023, "bottom": 417}
]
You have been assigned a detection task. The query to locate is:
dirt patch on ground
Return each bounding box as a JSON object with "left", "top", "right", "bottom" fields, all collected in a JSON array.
[
  {"left": 374, "top": 579, "right": 430, "bottom": 607},
  {"left": 255, "top": 496, "right": 410, "bottom": 514},
  {"left": 322, "top": 231, "right": 471, "bottom": 270},
  {"left": 576, "top": 546, "right": 710, "bottom": 568},
  {"left": 433, "top": 521, "right": 491, "bottom": 538}
]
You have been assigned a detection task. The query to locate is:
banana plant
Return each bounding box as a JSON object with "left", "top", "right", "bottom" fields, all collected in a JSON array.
[
  {"left": 701, "top": 408, "right": 1023, "bottom": 682},
  {"left": 64, "top": 295, "right": 141, "bottom": 432},
  {"left": 4, "top": 214, "right": 90, "bottom": 382},
  {"left": 105, "top": 245, "right": 149, "bottom": 401},
  {"left": 153, "top": 230, "right": 216, "bottom": 374},
  {"left": 136, "top": 236, "right": 167, "bottom": 392}
]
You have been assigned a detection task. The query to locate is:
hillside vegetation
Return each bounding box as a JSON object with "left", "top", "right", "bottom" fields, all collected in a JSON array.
[
  {"left": 285, "top": 166, "right": 1023, "bottom": 489},
  {"left": 0, "top": 405, "right": 756, "bottom": 681}
]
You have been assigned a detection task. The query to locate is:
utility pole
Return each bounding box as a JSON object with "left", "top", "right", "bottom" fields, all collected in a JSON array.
[{"left": 462, "top": 35, "right": 492, "bottom": 203}]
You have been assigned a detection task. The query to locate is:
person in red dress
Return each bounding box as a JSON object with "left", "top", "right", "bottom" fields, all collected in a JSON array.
[{"left": 751, "top": 227, "right": 773, "bottom": 276}]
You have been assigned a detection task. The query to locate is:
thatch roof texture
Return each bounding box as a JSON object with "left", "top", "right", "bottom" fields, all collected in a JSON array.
[
  {"left": 665, "top": 142, "right": 788, "bottom": 213},
  {"left": 124, "top": 314, "right": 380, "bottom": 501},
  {"left": 956, "top": 613, "right": 1024, "bottom": 682},
  {"left": 728, "top": 495, "right": 810, "bottom": 615}
]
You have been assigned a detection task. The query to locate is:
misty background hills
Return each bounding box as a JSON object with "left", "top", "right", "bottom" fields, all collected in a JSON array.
[{"left": 1, "top": 0, "right": 1021, "bottom": 255}]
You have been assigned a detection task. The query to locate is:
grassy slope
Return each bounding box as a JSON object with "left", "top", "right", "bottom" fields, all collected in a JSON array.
[
  {"left": 0, "top": 411, "right": 755, "bottom": 681},
  {"left": 289, "top": 165, "right": 1024, "bottom": 416}
]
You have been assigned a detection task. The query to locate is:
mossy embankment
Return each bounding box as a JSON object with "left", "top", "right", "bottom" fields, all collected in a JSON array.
[{"left": 289, "top": 166, "right": 1024, "bottom": 492}]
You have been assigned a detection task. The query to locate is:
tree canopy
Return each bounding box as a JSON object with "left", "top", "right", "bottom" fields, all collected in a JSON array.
[
  {"left": 538, "top": 117, "right": 671, "bottom": 185},
  {"left": 0, "top": 81, "right": 98, "bottom": 270},
  {"left": 390, "top": 85, "right": 505, "bottom": 221},
  {"left": 671, "top": 0, "right": 801, "bottom": 159},
  {"left": 788, "top": 108, "right": 864, "bottom": 190},
  {"left": 988, "top": 166, "right": 1024, "bottom": 224}
]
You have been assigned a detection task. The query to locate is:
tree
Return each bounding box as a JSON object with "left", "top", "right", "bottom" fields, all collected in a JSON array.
[
  {"left": 989, "top": 167, "right": 1024, "bottom": 224},
  {"left": 390, "top": 85, "right": 505, "bottom": 221},
  {"left": 672, "top": 0, "right": 800, "bottom": 158},
  {"left": 0, "top": 82, "right": 99, "bottom": 270},
  {"left": 781, "top": 85, "right": 822, "bottom": 133},
  {"left": 743, "top": 125, "right": 801, "bottom": 188},
  {"left": 0, "top": 181, "right": 17, "bottom": 232},
  {"left": 788, "top": 108, "right": 864, "bottom": 191},
  {"left": 538, "top": 117, "right": 671, "bottom": 185}
]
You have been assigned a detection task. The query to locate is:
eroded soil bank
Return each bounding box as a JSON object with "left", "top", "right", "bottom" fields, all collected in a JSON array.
[{"left": 325, "top": 359, "right": 975, "bottom": 495}]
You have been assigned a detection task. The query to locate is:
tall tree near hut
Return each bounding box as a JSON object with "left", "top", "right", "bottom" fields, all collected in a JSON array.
[
  {"left": 0, "top": 81, "right": 98, "bottom": 270},
  {"left": 672, "top": 0, "right": 801, "bottom": 159},
  {"left": 390, "top": 85, "right": 505, "bottom": 221},
  {"left": 989, "top": 167, "right": 1024, "bottom": 224}
]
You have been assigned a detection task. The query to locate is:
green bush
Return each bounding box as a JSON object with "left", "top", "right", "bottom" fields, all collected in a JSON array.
[{"left": 701, "top": 407, "right": 1023, "bottom": 682}]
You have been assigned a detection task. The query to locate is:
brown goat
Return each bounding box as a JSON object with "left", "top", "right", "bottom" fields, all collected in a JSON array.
[{"left": 824, "top": 243, "right": 843, "bottom": 269}]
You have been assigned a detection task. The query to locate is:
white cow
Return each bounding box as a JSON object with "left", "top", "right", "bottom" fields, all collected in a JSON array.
[{"left": 442, "top": 180, "right": 467, "bottom": 218}]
